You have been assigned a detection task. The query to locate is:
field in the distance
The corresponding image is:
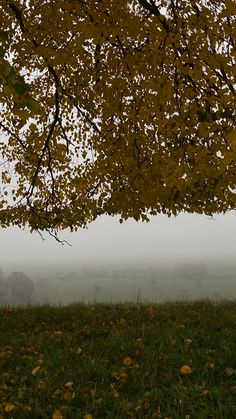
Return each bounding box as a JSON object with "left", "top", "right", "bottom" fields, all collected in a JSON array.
[
  {"left": 2, "top": 258, "right": 236, "bottom": 305},
  {"left": 0, "top": 300, "right": 236, "bottom": 418}
]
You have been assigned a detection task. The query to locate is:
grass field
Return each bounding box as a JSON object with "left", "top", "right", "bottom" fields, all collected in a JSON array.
[{"left": 0, "top": 300, "right": 236, "bottom": 418}]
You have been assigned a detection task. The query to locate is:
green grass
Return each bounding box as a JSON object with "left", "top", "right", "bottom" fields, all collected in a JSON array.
[{"left": 0, "top": 300, "right": 236, "bottom": 418}]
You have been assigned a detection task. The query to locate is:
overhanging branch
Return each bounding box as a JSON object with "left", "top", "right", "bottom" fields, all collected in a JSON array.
[{"left": 137, "top": 0, "right": 170, "bottom": 31}]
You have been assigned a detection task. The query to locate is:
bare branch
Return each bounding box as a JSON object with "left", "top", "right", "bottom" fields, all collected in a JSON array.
[{"left": 0, "top": 121, "right": 26, "bottom": 149}]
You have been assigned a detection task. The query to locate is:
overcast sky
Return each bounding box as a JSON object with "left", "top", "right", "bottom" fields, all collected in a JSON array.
[{"left": 0, "top": 211, "right": 235, "bottom": 265}]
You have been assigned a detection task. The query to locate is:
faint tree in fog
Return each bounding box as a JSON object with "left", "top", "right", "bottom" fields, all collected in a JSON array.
[
  {"left": 0, "top": 268, "right": 7, "bottom": 305},
  {"left": 7, "top": 272, "right": 35, "bottom": 306}
]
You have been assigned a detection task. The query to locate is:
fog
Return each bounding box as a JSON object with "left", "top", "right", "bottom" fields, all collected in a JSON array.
[{"left": 0, "top": 212, "right": 235, "bottom": 305}]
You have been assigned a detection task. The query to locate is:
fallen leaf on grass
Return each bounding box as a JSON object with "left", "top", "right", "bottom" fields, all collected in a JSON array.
[
  {"left": 111, "top": 370, "right": 128, "bottom": 381},
  {"left": 109, "top": 384, "right": 119, "bottom": 398},
  {"left": 4, "top": 404, "right": 16, "bottom": 412},
  {"left": 84, "top": 414, "right": 93, "bottom": 419},
  {"left": 123, "top": 356, "right": 132, "bottom": 366},
  {"left": 90, "top": 389, "right": 97, "bottom": 398},
  {"left": 167, "top": 334, "right": 176, "bottom": 346},
  {"left": 64, "top": 381, "right": 73, "bottom": 388},
  {"left": 180, "top": 365, "right": 193, "bottom": 375},
  {"left": 143, "top": 401, "right": 150, "bottom": 409},
  {"left": 0, "top": 384, "right": 11, "bottom": 393},
  {"left": 132, "top": 363, "right": 140, "bottom": 369},
  {"left": 205, "top": 362, "right": 214, "bottom": 369},
  {"left": 152, "top": 410, "right": 162, "bottom": 417},
  {"left": 52, "top": 409, "right": 63, "bottom": 419},
  {"left": 25, "top": 346, "right": 35, "bottom": 353},
  {"left": 18, "top": 386, "right": 26, "bottom": 399},
  {"left": 37, "top": 380, "right": 47, "bottom": 389},
  {"left": 31, "top": 366, "right": 41, "bottom": 375},
  {"left": 63, "top": 392, "right": 74, "bottom": 401}
]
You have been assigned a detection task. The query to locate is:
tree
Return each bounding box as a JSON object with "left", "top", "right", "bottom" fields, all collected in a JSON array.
[
  {"left": 7, "top": 271, "right": 35, "bottom": 306},
  {"left": 0, "top": 267, "right": 7, "bottom": 305},
  {"left": 0, "top": 0, "right": 235, "bottom": 236}
]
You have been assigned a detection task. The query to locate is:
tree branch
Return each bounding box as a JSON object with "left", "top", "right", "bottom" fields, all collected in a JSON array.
[
  {"left": 0, "top": 121, "right": 26, "bottom": 149},
  {"left": 137, "top": 0, "right": 170, "bottom": 32},
  {"left": 7, "top": 1, "right": 27, "bottom": 33},
  {"left": 27, "top": 82, "right": 60, "bottom": 199}
]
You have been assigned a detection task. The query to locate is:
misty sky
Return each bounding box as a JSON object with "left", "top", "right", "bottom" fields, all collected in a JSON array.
[{"left": 0, "top": 212, "right": 235, "bottom": 264}]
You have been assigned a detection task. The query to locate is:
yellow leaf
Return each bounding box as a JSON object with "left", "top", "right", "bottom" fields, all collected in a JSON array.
[
  {"left": 31, "top": 366, "right": 41, "bottom": 375},
  {"left": 119, "top": 371, "right": 127, "bottom": 379},
  {"left": 152, "top": 410, "right": 162, "bottom": 417},
  {"left": 63, "top": 391, "right": 72, "bottom": 401},
  {"left": 184, "top": 338, "right": 192, "bottom": 345},
  {"left": 4, "top": 404, "right": 16, "bottom": 412},
  {"left": 52, "top": 409, "right": 64, "bottom": 419},
  {"left": 123, "top": 356, "right": 132, "bottom": 366},
  {"left": 90, "top": 389, "right": 97, "bottom": 398},
  {"left": 180, "top": 365, "right": 193, "bottom": 375},
  {"left": 133, "top": 363, "right": 140, "bottom": 369},
  {"left": 205, "top": 362, "right": 214, "bottom": 369},
  {"left": 64, "top": 381, "right": 73, "bottom": 388},
  {"left": 84, "top": 414, "right": 93, "bottom": 419},
  {"left": 37, "top": 380, "right": 46, "bottom": 389}
]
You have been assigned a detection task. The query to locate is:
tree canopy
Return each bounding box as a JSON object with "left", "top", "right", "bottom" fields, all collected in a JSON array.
[{"left": 0, "top": 0, "right": 235, "bottom": 234}]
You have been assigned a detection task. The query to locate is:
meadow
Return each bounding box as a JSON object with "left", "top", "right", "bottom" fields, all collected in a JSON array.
[
  {"left": 0, "top": 299, "right": 236, "bottom": 418},
  {"left": 2, "top": 258, "right": 234, "bottom": 306}
]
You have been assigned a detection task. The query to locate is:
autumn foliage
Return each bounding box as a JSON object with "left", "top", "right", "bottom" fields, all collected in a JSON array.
[{"left": 0, "top": 0, "right": 235, "bottom": 232}]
